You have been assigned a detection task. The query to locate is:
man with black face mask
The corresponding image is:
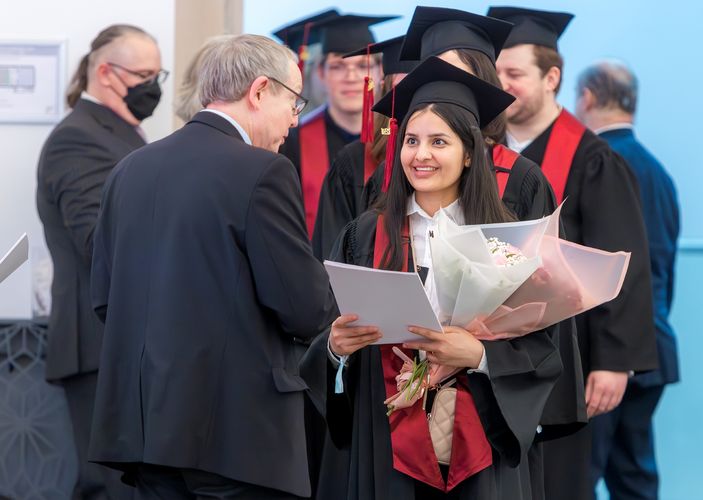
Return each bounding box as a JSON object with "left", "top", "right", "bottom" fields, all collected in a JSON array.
[{"left": 36, "top": 24, "right": 165, "bottom": 500}]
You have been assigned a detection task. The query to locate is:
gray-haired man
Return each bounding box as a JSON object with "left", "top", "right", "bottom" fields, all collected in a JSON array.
[
  {"left": 576, "top": 61, "right": 680, "bottom": 500},
  {"left": 88, "top": 34, "right": 337, "bottom": 499}
]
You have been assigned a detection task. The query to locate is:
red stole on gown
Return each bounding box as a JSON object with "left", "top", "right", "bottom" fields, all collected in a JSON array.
[
  {"left": 538, "top": 109, "right": 586, "bottom": 204},
  {"left": 299, "top": 112, "right": 329, "bottom": 238},
  {"left": 372, "top": 216, "right": 493, "bottom": 492},
  {"left": 492, "top": 143, "right": 520, "bottom": 198}
]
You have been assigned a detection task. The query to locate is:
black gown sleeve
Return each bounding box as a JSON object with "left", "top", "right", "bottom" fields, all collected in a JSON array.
[
  {"left": 300, "top": 212, "right": 378, "bottom": 448},
  {"left": 468, "top": 329, "right": 562, "bottom": 467},
  {"left": 501, "top": 154, "right": 557, "bottom": 221},
  {"left": 360, "top": 160, "right": 385, "bottom": 211},
  {"left": 311, "top": 143, "right": 364, "bottom": 260},
  {"left": 575, "top": 147, "right": 658, "bottom": 372}
]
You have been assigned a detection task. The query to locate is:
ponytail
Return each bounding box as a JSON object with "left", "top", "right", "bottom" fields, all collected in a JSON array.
[{"left": 66, "top": 54, "right": 90, "bottom": 108}]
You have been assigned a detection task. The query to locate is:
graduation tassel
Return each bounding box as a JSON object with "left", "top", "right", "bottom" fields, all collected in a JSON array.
[
  {"left": 360, "top": 45, "right": 375, "bottom": 143},
  {"left": 297, "top": 22, "right": 313, "bottom": 74},
  {"left": 381, "top": 86, "right": 397, "bottom": 192}
]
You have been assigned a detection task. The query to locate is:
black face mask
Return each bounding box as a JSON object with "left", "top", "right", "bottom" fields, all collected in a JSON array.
[{"left": 124, "top": 79, "right": 161, "bottom": 120}]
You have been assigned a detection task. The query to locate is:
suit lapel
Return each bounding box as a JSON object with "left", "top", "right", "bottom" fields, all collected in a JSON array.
[{"left": 74, "top": 99, "right": 146, "bottom": 149}]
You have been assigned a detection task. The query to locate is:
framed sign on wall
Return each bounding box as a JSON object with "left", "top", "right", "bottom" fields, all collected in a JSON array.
[{"left": 0, "top": 40, "right": 66, "bottom": 124}]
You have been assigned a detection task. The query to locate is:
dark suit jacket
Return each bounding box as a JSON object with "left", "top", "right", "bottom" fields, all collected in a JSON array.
[
  {"left": 88, "top": 111, "right": 338, "bottom": 497},
  {"left": 600, "top": 127, "right": 680, "bottom": 386},
  {"left": 36, "top": 98, "right": 145, "bottom": 381}
]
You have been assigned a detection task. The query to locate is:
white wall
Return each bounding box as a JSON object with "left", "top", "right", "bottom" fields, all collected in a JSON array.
[{"left": 0, "top": 0, "right": 176, "bottom": 318}]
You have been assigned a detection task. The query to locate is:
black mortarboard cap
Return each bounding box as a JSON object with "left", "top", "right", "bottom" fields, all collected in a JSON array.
[
  {"left": 343, "top": 36, "right": 419, "bottom": 75},
  {"left": 373, "top": 56, "right": 514, "bottom": 127},
  {"left": 272, "top": 9, "right": 341, "bottom": 52},
  {"left": 486, "top": 6, "right": 574, "bottom": 50},
  {"left": 313, "top": 14, "right": 399, "bottom": 55},
  {"left": 399, "top": 6, "right": 514, "bottom": 64}
]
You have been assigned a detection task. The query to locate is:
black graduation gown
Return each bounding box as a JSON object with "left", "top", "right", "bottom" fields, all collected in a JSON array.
[
  {"left": 312, "top": 141, "right": 371, "bottom": 260},
  {"left": 357, "top": 150, "right": 587, "bottom": 441},
  {"left": 521, "top": 124, "right": 658, "bottom": 376},
  {"left": 300, "top": 210, "right": 563, "bottom": 500},
  {"left": 519, "top": 122, "right": 658, "bottom": 500}
]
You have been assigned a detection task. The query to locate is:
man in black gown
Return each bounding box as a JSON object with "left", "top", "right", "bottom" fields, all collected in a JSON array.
[
  {"left": 489, "top": 7, "right": 659, "bottom": 500},
  {"left": 275, "top": 13, "right": 395, "bottom": 237}
]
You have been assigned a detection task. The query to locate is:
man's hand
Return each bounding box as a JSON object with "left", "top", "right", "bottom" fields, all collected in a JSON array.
[
  {"left": 585, "top": 370, "right": 629, "bottom": 418},
  {"left": 329, "top": 314, "right": 382, "bottom": 356}
]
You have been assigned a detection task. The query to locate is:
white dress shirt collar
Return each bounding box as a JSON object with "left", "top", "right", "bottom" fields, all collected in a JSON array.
[
  {"left": 594, "top": 122, "right": 634, "bottom": 135},
  {"left": 201, "top": 109, "right": 252, "bottom": 145},
  {"left": 80, "top": 91, "right": 102, "bottom": 105}
]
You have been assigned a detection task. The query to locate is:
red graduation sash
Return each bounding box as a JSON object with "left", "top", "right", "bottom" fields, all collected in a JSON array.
[
  {"left": 540, "top": 109, "right": 586, "bottom": 204},
  {"left": 492, "top": 144, "right": 520, "bottom": 199},
  {"left": 299, "top": 112, "right": 329, "bottom": 238},
  {"left": 373, "top": 216, "right": 493, "bottom": 492}
]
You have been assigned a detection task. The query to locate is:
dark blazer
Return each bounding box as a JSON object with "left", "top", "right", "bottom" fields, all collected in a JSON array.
[
  {"left": 600, "top": 127, "right": 680, "bottom": 386},
  {"left": 88, "top": 111, "right": 338, "bottom": 498},
  {"left": 36, "top": 98, "right": 145, "bottom": 381}
]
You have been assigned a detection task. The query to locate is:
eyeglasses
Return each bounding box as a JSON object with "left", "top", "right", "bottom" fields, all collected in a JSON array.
[
  {"left": 267, "top": 76, "right": 308, "bottom": 115},
  {"left": 324, "top": 61, "right": 379, "bottom": 79},
  {"left": 107, "top": 62, "right": 170, "bottom": 85}
]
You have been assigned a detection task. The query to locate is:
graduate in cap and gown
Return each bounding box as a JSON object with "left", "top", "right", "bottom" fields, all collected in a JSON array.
[
  {"left": 276, "top": 13, "right": 396, "bottom": 237},
  {"left": 360, "top": 9, "right": 586, "bottom": 450},
  {"left": 312, "top": 36, "right": 418, "bottom": 260},
  {"left": 301, "top": 56, "right": 563, "bottom": 500},
  {"left": 362, "top": 7, "right": 557, "bottom": 225},
  {"left": 488, "top": 7, "right": 659, "bottom": 500}
]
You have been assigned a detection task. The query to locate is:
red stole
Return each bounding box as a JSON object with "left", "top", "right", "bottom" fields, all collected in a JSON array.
[
  {"left": 492, "top": 144, "right": 520, "bottom": 199},
  {"left": 299, "top": 113, "right": 329, "bottom": 238},
  {"left": 540, "top": 109, "right": 586, "bottom": 204},
  {"left": 373, "top": 216, "right": 493, "bottom": 492}
]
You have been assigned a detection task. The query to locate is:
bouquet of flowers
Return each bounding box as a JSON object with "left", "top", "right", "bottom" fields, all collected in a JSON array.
[
  {"left": 447, "top": 204, "right": 630, "bottom": 340},
  {"left": 385, "top": 204, "right": 630, "bottom": 415}
]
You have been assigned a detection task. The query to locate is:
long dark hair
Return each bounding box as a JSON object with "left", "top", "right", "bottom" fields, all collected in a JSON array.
[
  {"left": 454, "top": 48, "right": 507, "bottom": 144},
  {"left": 66, "top": 24, "right": 151, "bottom": 108},
  {"left": 378, "top": 102, "right": 515, "bottom": 270}
]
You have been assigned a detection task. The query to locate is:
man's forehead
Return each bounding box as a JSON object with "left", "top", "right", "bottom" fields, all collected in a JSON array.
[{"left": 497, "top": 45, "right": 537, "bottom": 68}]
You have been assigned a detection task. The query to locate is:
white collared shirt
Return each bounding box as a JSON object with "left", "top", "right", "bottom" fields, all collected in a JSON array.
[
  {"left": 201, "top": 109, "right": 252, "bottom": 145},
  {"left": 406, "top": 194, "right": 464, "bottom": 319},
  {"left": 80, "top": 91, "right": 102, "bottom": 105},
  {"left": 594, "top": 122, "right": 634, "bottom": 136},
  {"left": 505, "top": 131, "right": 533, "bottom": 153}
]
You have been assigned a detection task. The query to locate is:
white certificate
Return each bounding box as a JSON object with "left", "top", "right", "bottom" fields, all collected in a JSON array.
[{"left": 324, "top": 260, "right": 442, "bottom": 344}]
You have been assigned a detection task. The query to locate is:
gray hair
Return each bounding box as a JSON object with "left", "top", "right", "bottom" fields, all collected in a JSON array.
[
  {"left": 576, "top": 60, "right": 638, "bottom": 115},
  {"left": 198, "top": 34, "right": 297, "bottom": 107},
  {"left": 174, "top": 35, "right": 229, "bottom": 121}
]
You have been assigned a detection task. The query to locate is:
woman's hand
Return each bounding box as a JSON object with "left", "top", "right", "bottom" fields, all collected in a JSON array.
[
  {"left": 403, "top": 325, "right": 485, "bottom": 369},
  {"left": 329, "top": 314, "right": 382, "bottom": 356}
]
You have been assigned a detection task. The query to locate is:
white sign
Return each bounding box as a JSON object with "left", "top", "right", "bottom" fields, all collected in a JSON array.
[{"left": 0, "top": 40, "right": 66, "bottom": 123}]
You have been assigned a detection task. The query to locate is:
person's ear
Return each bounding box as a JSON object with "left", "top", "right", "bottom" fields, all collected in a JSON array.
[
  {"left": 95, "top": 62, "right": 114, "bottom": 87},
  {"left": 247, "top": 76, "right": 269, "bottom": 110},
  {"left": 581, "top": 88, "right": 596, "bottom": 111},
  {"left": 464, "top": 154, "right": 471, "bottom": 168},
  {"left": 545, "top": 66, "right": 561, "bottom": 94}
]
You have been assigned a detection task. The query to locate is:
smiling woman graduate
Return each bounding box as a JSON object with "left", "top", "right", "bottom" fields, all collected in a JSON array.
[{"left": 301, "top": 57, "right": 562, "bottom": 500}]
